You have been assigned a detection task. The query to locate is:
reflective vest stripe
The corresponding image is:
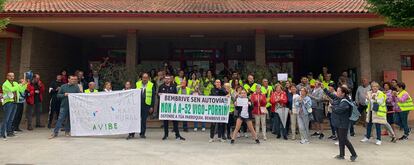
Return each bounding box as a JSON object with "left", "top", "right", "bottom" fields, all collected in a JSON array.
[{"left": 397, "top": 90, "right": 414, "bottom": 111}]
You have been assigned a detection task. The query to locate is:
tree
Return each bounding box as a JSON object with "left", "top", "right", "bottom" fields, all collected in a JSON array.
[
  {"left": 367, "top": 0, "right": 414, "bottom": 27},
  {"left": 0, "top": 0, "right": 9, "bottom": 30}
]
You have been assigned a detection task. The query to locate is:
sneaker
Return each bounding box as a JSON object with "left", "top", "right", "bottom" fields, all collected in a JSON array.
[
  {"left": 311, "top": 132, "right": 320, "bottom": 137},
  {"left": 350, "top": 155, "right": 358, "bottom": 162},
  {"left": 244, "top": 134, "right": 249, "bottom": 138},
  {"left": 209, "top": 138, "right": 214, "bottom": 143},
  {"left": 176, "top": 136, "right": 186, "bottom": 141},
  {"left": 332, "top": 136, "right": 338, "bottom": 141},
  {"left": 300, "top": 140, "right": 306, "bottom": 144},
  {"left": 140, "top": 135, "right": 146, "bottom": 139},
  {"left": 398, "top": 135, "right": 408, "bottom": 141},
  {"left": 65, "top": 132, "right": 71, "bottom": 137},
  {"left": 219, "top": 138, "right": 226, "bottom": 142},
  {"left": 2, "top": 135, "right": 7, "bottom": 141},
  {"left": 334, "top": 155, "right": 345, "bottom": 160},
  {"left": 328, "top": 135, "right": 336, "bottom": 139},
  {"left": 15, "top": 128, "right": 23, "bottom": 132},
  {"left": 126, "top": 134, "right": 134, "bottom": 140},
  {"left": 350, "top": 132, "right": 355, "bottom": 137},
  {"left": 375, "top": 140, "right": 382, "bottom": 145},
  {"left": 360, "top": 137, "right": 369, "bottom": 143},
  {"left": 201, "top": 128, "right": 206, "bottom": 132},
  {"left": 162, "top": 136, "right": 168, "bottom": 140},
  {"left": 193, "top": 128, "right": 198, "bottom": 132},
  {"left": 237, "top": 133, "right": 241, "bottom": 138},
  {"left": 27, "top": 125, "right": 33, "bottom": 131},
  {"left": 334, "top": 141, "right": 339, "bottom": 145},
  {"left": 391, "top": 136, "right": 397, "bottom": 143},
  {"left": 48, "top": 134, "right": 57, "bottom": 139},
  {"left": 319, "top": 133, "right": 325, "bottom": 140},
  {"left": 255, "top": 139, "right": 260, "bottom": 144},
  {"left": 230, "top": 139, "right": 235, "bottom": 144},
  {"left": 283, "top": 136, "right": 288, "bottom": 140},
  {"left": 7, "top": 133, "right": 15, "bottom": 137},
  {"left": 183, "top": 129, "right": 189, "bottom": 132},
  {"left": 276, "top": 135, "right": 281, "bottom": 139}
]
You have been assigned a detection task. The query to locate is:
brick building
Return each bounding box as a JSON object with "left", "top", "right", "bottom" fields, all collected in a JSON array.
[{"left": 0, "top": 0, "right": 414, "bottom": 117}]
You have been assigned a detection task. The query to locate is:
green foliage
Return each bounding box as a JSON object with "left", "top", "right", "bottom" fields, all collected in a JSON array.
[
  {"left": 98, "top": 63, "right": 155, "bottom": 90},
  {"left": 367, "top": 0, "right": 414, "bottom": 27},
  {"left": 0, "top": 0, "right": 9, "bottom": 30},
  {"left": 240, "top": 63, "right": 288, "bottom": 83}
]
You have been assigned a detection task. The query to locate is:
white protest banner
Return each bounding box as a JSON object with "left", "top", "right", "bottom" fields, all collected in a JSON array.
[
  {"left": 159, "top": 94, "right": 230, "bottom": 123},
  {"left": 277, "top": 73, "right": 288, "bottom": 81},
  {"left": 69, "top": 89, "right": 141, "bottom": 136}
]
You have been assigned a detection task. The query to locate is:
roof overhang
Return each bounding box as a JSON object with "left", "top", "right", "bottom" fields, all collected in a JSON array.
[{"left": 370, "top": 28, "right": 414, "bottom": 40}]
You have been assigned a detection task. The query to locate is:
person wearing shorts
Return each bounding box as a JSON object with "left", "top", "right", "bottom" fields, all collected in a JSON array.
[{"left": 309, "top": 81, "right": 325, "bottom": 139}]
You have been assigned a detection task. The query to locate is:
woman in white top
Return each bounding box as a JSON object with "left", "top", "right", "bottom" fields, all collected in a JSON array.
[
  {"left": 104, "top": 81, "right": 112, "bottom": 92},
  {"left": 230, "top": 89, "right": 260, "bottom": 144},
  {"left": 289, "top": 85, "right": 300, "bottom": 140}
]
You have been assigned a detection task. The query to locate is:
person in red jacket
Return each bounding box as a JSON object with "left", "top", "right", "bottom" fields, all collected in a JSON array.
[
  {"left": 270, "top": 84, "right": 288, "bottom": 139},
  {"left": 26, "top": 74, "right": 45, "bottom": 130},
  {"left": 251, "top": 85, "right": 268, "bottom": 140}
]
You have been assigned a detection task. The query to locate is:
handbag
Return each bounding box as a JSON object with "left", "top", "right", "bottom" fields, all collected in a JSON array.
[{"left": 372, "top": 102, "right": 379, "bottom": 112}]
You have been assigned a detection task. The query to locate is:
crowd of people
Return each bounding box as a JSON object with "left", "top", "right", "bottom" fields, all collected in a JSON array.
[{"left": 1, "top": 64, "right": 414, "bottom": 162}]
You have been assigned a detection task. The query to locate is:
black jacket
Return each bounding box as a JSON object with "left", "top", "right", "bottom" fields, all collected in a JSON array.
[
  {"left": 158, "top": 83, "right": 177, "bottom": 94},
  {"left": 324, "top": 89, "right": 352, "bottom": 129},
  {"left": 210, "top": 87, "right": 227, "bottom": 96}
]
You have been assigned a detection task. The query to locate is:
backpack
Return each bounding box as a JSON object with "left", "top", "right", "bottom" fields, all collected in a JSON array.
[{"left": 341, "top": 99, "right": 361, "bottom": 122}]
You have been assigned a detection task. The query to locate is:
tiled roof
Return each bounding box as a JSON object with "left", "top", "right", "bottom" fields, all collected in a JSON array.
[{"left": 3, "top": 0, "right": 369, "bottom": 14}]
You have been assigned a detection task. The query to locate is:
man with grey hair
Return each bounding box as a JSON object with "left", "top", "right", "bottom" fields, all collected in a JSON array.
[{"left": 351, "top": 78, "right": 371, "bottom": 136}]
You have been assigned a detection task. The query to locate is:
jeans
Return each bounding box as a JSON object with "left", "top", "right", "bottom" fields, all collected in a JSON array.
[
  {"left": 366, "top": 122, "right": 381, "bottom": 140},
  {"left": 337, "top": 128, "right": 357, "bottom": 157},
  {"left": 328, "top": 112, "right": 336, "bottom": 136},
  {"left": 350, "top": 105, "right": 367, "bottom": 134},
  {"left": 394, "top": 111, "right": 410, "bottom": 136},
  {"left": 297, "top": 114, "right": 310, "bottom": 141},
  {"left": 1, "top": 103, "right": 17, "bottom": 136},
  {"left": 272, "top": 112, "right": 287, "bottom": 136},
  {"left": 290, "top": 113, "right": 297, "bottom": 139},
  {"left": 163, "top": 120, "right": 180, "bottom": 138},
  {"left": 182, "top": 121, "right": 188, "bottom": 130},
  {"left": 254, "top": 114, "right": 266, "bottom": 138},
  {"left": 53, "top": 107, "right": 70, "bottom": 135},
  {"left": 194, "top": 122, "right": 206, "bottom": 129},
  {"left": 26, "top": 102, "right": 42, "bottom": 126},
  {"left": 12, "top": 103, "right": 24, "bottom": 131}
]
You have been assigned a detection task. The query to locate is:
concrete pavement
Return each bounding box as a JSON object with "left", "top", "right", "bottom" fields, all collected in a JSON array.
[{"left": 0, "top": 127, "right": 413, "bottom": 165}]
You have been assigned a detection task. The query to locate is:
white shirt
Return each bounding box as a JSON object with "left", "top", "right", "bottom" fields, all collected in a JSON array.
[
  {"left": 237, "top": 97, "right": 249, "bottom": 118},
  {"left": 291, "top": 94, "right": 300, "bottom": 114}
]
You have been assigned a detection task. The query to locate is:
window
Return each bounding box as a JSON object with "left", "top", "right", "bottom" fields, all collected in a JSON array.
[{"left": 401, "top": 55, "right": 414, "bottom": 70}]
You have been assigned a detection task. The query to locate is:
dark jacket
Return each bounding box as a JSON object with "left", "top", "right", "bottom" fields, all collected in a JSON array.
[
  {"left": 158, "top": 83, "right": 177, "bottom": 94},
  {"left": 324, "top": 89, "right": 352, "bottom": 129},
  {"left": 210, "top": 87, "right": 227, "bottom": 96}
]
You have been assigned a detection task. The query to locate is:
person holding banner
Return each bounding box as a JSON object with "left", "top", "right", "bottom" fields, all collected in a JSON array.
[
  {"left": 230, "top": 89, "right": 260, "bottom": 144},
  {"left": 123, "top": 81, "right": 132, "bottom": 90},
  {"left": 127, "top": 73, "right": 155, "bottom": 139},
  {"left": 159, "top": 75, "right": 185, "bottom": 141},
  {"left": 49, "top": 75, "right": 82, "bottom": 139},
  {"left": 224, "top": 83, "right": 235, "bottom": 139},
  {"left": 103, "top": 82, "right": 112, "bottom": 92},
  {"left": 177, "top": 79, "right": 191, "bottom": 132},
  {"left": 270, "top": 84, "right": 288, "bottom": 140},
  {"left": 209, "top": 79, "right": 227, "bottom": 142},
  {"left": 84, "top": 82, "right": 98, "bottom": 93},
  {"left": 251, "top": 84, "right": 267, "bottom": 140},
  {"left": 192, "top": 86, "right": 206, "bottom": 132}
]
